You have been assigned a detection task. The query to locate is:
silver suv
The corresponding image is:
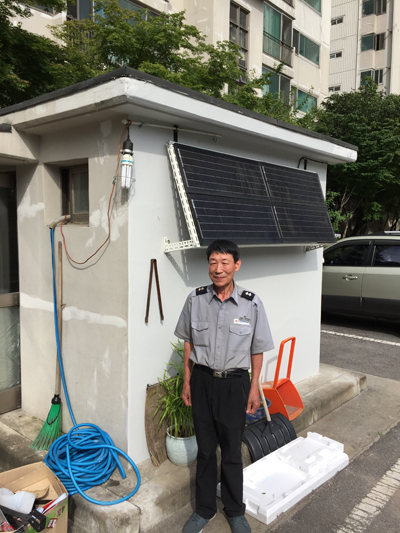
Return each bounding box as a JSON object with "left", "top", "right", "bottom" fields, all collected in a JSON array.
[{"left": 322, "top": 232, "right": 400, "bottom": 320}]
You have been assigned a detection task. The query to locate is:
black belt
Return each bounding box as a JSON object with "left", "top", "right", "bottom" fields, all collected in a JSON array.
[{"left": 195, "top": 364, "right": 246, "bottom": 379}]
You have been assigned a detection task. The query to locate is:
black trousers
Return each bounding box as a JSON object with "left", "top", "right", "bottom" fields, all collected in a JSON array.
[{"left": 190, "top": 364, "right": 250, "bottom": 519}]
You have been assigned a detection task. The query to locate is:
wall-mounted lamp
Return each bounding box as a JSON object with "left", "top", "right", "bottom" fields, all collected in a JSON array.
[{"left": 120, "top": 131, "right": 135, "bottom": 189}]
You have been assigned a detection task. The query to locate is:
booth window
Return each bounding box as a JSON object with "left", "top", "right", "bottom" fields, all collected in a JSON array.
[{"left": 61, "top": 165, "right": 89, "bottom": 224}]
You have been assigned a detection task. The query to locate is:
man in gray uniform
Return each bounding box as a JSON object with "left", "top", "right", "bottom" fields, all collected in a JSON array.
[{"left": 175, "top": 239, "right": 274, "bottom": 533}]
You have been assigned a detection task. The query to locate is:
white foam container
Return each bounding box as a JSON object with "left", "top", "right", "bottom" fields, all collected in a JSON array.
[{"left": 218, "top": 432, "right": 349, "bottom": 525}]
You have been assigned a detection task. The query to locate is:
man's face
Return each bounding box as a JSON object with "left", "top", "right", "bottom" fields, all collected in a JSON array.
[{"left": 208, "top": 251, "right": 241, "bottom": 290}]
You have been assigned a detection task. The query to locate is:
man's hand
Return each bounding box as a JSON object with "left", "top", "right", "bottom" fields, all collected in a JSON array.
[
  {"left": 182, "top": 381, "right": 192, "bottom": 407},
  {"left": 246, "top": 387, "right": 260, "bottom": 415}
]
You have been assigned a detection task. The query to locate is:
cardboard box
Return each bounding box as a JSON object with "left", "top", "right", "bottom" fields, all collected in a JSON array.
[{"left": 0, "top": 462, "right": 68, "bottom": 532}]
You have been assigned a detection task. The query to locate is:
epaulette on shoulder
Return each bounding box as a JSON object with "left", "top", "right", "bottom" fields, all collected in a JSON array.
[
  {"left": 241, "top": 290, "right": 255, "bottom": 301},
  {"left": 196, "top": 286, "right": 208, "bottom": 295}
]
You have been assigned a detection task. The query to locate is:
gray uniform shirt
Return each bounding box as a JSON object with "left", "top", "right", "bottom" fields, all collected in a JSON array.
[{"left": 174, "top": 283, "right": 274, "bottom": 371}]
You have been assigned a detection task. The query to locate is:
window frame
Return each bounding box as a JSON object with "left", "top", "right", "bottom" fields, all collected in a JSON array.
[
  {"left": 262, "top": 65, "right": 291, "bottom": 102},
  {"left": 263, "top": 3, "right": 293, "bottom": 67},
  {"left": 230, "top": 2, "right": 249, "bottom": 72},
  {"left": 330, "top": 51, "right": 342, "bottom": 59},
  {"left": 372, "top": 243, "right": 400, "bottom": 267},
  {"left": 61, "top": 165, "right": 89, "bottom": 225},
  {"left": 362, "top": 0, "right": 387, "bottom": 16},
  {"left": 331, "top": 17, "right": 344, "bottom": 25},
  {"left": 302, "top": 0, "right": 321, "bottom": 14},
  {"left": 323, "top": 243, "right": 370, "bottom": 268},
  {"left": 361, "top": 33, "right": 385, "bottom": 52},
  {"left": 329, "top": 85, "right": 341, "bottom": 93},
  {"left": 296, "top": 88, "right": 317, "bottom": 113},
  {"left": 360, "top": 68, "right": 384, "bottom": 85},
  {"left": 293, "top": 30, "right": 320, "bottom": 66}
]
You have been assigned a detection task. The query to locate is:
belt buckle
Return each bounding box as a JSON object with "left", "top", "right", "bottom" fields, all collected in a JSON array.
[{"left": 213, "top": 370, "right": 226, "bottom": 379}]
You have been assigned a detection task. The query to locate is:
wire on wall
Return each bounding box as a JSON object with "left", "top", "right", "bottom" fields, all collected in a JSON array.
[{"left": 60, "top": 121, "right": 132, "bottom": 265}]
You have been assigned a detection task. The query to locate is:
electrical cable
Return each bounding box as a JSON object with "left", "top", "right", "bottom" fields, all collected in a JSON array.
[
  {"left": 60, "top": 121, "right": 131, "bottom": 265},
  {"left": 44, "top": 229, "right": 141, "bottom": 505}
]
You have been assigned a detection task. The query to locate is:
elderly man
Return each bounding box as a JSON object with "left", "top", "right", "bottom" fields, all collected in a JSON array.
[{"left": 174, "top": 239, "right": 274, "bottom": 533}]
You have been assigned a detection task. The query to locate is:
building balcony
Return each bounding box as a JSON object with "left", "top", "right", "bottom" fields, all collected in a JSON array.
[{"left": 263, "top": 32, "right": 293, "bottom": 67}]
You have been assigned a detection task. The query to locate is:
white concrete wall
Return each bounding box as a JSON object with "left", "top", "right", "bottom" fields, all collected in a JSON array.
[
  {"left": 127, "top": 120, "right": 326, "bottom": 463},
  {"left": 17, "top": 118, "right": 130, "bottom": 451},
  {"left": 11, "top": 7, "right": 66, "bottom": 40}
]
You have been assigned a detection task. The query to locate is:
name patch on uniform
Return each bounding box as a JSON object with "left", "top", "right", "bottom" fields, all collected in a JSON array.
[{"left": 234, "top": 316, "right": 251, "bottom": 325}]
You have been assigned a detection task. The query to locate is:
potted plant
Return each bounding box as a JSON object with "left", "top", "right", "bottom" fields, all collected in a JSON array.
[{"left": 155, "top": 341, "right": 197, "bottom": 466}]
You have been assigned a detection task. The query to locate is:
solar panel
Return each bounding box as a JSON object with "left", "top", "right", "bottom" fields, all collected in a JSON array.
[{"left": 170, "top": 143, "right": 335, "bottom": 246}]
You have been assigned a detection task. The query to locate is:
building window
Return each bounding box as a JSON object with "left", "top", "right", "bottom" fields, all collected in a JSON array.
[
  {"left": 263, "top": 3, "right": 293, "bottom": 67},
  {"left": 61, "top": 165, "right": 89, "bottom": 224},
  {"left": 361, "top": 33, "right": 385, "bottom": 51},
  {"left": 297, "top": 89, "right": 317, "bottom": 113},
  {"left": 362, "top": 0, "right": 387, "bottom": 16},
  {"left": 230, "top": 2, "right": 249, "bottom": 73},
  {"left": 330, "top": 51, "right": 342, "bottom": 59},
  {"left": 117, "top": 0, "right": 158, "bottom": 18},
  {"left": 360, "top": 69, "right": 383, "bottom": 85},
  {"left": 329, "top": 85, "right": 341, "bottom": 92},
  {"left": 293, "top": 30, "right": 320, "bottom": 65},
  {"left": 331, "top": 17, "right": 343, "bottom": 25},
  {"left": 303, "top": 0, "right": 321, "bottom": 13},
  {"left": 68, "top": 0, "right": 158, "bottom": 20},
  {"left": 67, "top": 0, "right": 92, "bottom": 20},
  {"left": 262, "top": 66, "right": 291, "bottom": 102}
]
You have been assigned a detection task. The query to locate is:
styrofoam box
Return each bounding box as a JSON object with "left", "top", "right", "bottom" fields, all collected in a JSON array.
[{"left": 217, "top": 432, "right": 349, "bottom": 525}]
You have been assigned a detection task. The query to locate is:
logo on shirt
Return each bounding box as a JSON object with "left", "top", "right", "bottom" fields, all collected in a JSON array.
[{"left": 234, "top": 316, "right": 251, "bottom": 325}]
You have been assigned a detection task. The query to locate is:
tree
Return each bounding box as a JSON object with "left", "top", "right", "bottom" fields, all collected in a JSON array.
[
  {"left": 51, "top": 0, "right": 312, "bottom": 123},
  {"left": 1, "top": 0, "right": 314, "bottom": 127},
  {"left": 313, "top": 80, "right": 400, "bottom": 236},
  {"left": 0, "top": 0, "right": 94, "bottom": 107}
]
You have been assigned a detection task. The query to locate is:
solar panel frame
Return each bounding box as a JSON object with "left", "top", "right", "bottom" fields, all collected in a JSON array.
[{"left": 171, "top": 142, "right": 335, "bottom": 247}]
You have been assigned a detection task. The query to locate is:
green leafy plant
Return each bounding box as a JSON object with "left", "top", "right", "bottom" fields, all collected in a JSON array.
[{"left": 154, "top": 340, "right": 194, "bottom": 438}]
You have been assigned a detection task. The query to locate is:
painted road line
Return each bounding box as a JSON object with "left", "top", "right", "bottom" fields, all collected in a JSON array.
[
  {"left": 336, "top": 458, "right": 400, "bottom": 533},
  {"left": 321, "top": 329, "right": 400, "bottom": 347}
]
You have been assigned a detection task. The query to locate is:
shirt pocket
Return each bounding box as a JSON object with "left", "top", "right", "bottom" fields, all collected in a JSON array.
[
  {"left": 228, "top": 324, "right": 252, "bottom": 354},
  {"left": 191, "top": 321, "right": 209, "bottom": 346}
]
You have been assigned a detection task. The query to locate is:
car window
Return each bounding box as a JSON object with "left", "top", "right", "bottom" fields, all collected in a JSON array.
[
  {"left": 324, "top": 244, "right": 369, "bottom": 267},
  {"left": 373, "top": 244, "right": 400, "bottom": 267}
]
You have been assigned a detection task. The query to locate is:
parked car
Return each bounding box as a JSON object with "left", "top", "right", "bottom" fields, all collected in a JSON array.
[{"left": 322, "top": 232, "right": 400, "bottom": 320}]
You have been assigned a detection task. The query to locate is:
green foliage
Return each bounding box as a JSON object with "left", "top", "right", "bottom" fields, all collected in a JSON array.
[
  {"left": 0, "top": 0, "right": 92, "bottom": 107},
  {"left": 154, "top": 341, "right": 194, "bottom": 439},
  {"left": 1, "top": 0, "right": 318, "bottom": 126},
  {"left": 313, "top": 79, "right": 400, "bottom": 236},
  {"left": 325, "top": 190, "right": 351, "bottom": 234}
]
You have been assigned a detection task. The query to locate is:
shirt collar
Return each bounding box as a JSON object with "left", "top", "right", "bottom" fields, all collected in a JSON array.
[{"left": 209, "top": 282, "right": 239, "bottom": 305}]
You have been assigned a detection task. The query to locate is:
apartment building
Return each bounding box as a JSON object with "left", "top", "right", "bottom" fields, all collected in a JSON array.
[
  {"left": 330, "top": 0, "right": 400, "bottom": 94},
  {"left": 15, "top": 0, "right": 331, "bottom": 111}
]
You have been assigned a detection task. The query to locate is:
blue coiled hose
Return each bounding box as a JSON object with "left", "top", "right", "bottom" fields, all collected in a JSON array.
[{"left": 44, "top": 229, "right": 141, "bottom": 504}]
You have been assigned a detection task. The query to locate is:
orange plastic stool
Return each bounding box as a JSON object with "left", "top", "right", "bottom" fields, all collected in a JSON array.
[{"left": 261, "top": 337, "right": 304, "bottom": 421}]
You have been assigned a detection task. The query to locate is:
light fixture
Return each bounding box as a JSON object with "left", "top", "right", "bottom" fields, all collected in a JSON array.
[{"left": 120, "top": 130, "right": 134, "bottom": 189}]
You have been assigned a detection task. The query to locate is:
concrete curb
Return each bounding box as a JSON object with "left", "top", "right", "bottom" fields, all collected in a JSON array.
[{"left": 0, "top": 364, "right": 366, "bottom": 532}]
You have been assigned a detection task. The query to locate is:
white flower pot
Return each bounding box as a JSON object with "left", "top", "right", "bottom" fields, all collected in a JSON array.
[{"left": 166, "top": 427, "right": 198, "bottom": 466}]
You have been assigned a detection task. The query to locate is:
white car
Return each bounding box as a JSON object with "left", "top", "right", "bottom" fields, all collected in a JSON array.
[{"left": 322, "top": 232, "right": 400, "bottom": 320}]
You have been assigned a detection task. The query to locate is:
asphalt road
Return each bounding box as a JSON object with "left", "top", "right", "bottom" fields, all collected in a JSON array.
[
  {"left": 266, "top": 311, "right": 400, "bottom": 533},
  {"left": 320, "top": 312, "right": 400, "bottom": 380}
]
